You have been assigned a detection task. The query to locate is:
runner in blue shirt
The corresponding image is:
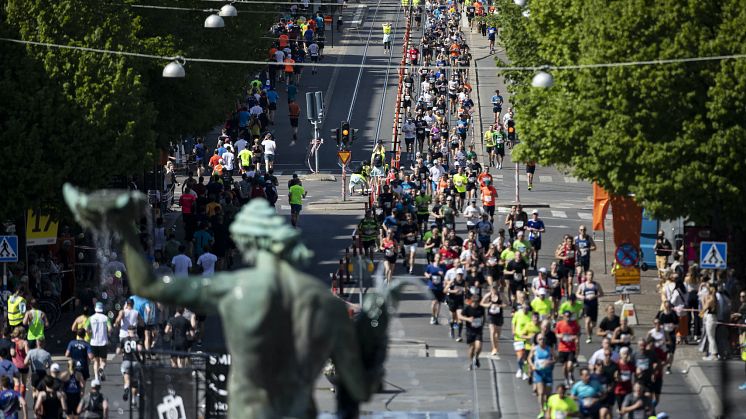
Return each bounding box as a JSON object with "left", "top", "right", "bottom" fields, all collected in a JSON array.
[
  {"left": 491, "top": 89, "right": 504, "bottom": 122},
  {"left": 424, "top": 255, "right": 447, "bottom": 325},
  {"left": 526, "top": 210, "right": 546, "bottom": 269}
]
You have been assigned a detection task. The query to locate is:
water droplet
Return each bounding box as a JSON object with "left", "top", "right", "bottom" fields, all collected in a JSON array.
[
  {"left": 162, "top": 276, "right": 172, "bottom": 284},
  {"left": 371, "top": 320, "right": 379, "bottom": 327},
  {"left": 233, "top": 287, "right": 244, "bottom": 300},
  {"left": 118, "top": 408, "right": 124, "bottom": 415},
  {"left": 219, "top": 374, "right": 225, "bottom": 382},
  {"left": 101, "top": 292, "right": 108, "bottom": 299},
  {"left": 108, "top": 311, "right": 115, "bottom": 319},
  {"left": 115, "top": 304, "right": 121, "bottom": 310}
]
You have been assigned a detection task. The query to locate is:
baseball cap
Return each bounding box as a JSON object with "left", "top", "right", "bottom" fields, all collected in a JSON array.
[
  {"left": 563, "top": 310, "right": 572, "bottom": 316},
  {"left": 537, "top": 288, "right": 547, "bottom": 295},
  {"left": 91, "top": 379, "right": 101, "bottom": 388},
  {"left": 50, "top": 363, "right": 60, "bottom": 372},
  {"left": 517, "top": 230, "right": 524, "bottom": 236},
  {"left": 532, "top": 209, "right": 538, "bottom": 214},
  {"left": 456, "top": 268, "right": 465, "bottom": 275},
  {"left": 95, "top": 302, "right": 104, "bottom": 313},
  {"left": 538, "top": 267, "right": 547, "bottom": 274}
]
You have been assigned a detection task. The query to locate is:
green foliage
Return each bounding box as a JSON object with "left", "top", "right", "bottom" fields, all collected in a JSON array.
[
  {"left": 0, "top": 0, "right": 275, "bottom": 219},
  {"left": 492, "top": 0, "right": 746, "bottom": 227}
]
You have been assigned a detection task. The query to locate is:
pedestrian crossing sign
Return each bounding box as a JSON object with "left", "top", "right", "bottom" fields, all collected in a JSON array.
[
  {"left": 0, "top": 236, "right": 18, "bottom": 263},
  {"left": 700, "top": 241, "right": 727, "bottom": 269}
]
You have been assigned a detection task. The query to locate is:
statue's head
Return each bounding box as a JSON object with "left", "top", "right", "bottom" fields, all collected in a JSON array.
[{"left": 229, "top": 199, "right": 313, "bottom": 265}]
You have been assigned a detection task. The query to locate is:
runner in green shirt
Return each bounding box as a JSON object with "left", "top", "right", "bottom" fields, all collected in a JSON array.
[
  {"left": 288, "top": 183, "right": 306, "bottom": 227},
  {"left": 357, "top": 210, "right": 380, "bottom": 257},
  {"left": 558, "top": 295, "right": 584, "bottom": 321},
  {"left": 414, "top": 189, "right": 431, "bottom": 234}
]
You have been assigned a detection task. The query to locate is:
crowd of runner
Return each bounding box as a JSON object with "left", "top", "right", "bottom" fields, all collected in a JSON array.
[{"left": 347, "top": 1, "right": 746, "bottom": 418}]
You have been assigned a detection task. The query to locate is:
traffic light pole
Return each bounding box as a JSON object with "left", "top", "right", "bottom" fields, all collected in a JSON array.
[{"left": 312, "top": 120, "right": 321, "bottom": 173}]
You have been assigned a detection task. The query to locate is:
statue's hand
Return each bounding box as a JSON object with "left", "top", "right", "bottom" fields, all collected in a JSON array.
[{"left": 63, "top": 183, "right": 148, "bottom": 232}]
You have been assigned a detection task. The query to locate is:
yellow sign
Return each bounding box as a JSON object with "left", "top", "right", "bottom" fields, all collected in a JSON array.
[
  {"left": 337, "top": 151, "right": 352, "bottom": 165},
  {"left": 26, "top": 209, "right": 59, "bottom": 246},
  {"left": 614, "top": 266, "right": 641, "bottom": 286}
]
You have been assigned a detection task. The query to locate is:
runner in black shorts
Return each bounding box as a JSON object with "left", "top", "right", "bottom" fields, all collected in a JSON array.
[
  {"left": 445, "top": 270, "right": 467, "bottom": 342},
  {"left": 459, "top": 296, "right": 485, "bottom": 370}
]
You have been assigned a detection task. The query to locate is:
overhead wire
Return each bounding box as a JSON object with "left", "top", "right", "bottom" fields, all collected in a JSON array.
[{"left": 2, "top": 37, "right": 745, "bottom": 72}]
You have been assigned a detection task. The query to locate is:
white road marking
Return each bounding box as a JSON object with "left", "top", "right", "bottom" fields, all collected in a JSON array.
[
  {"left": 578, "top": 212, "right": 593, "bottom": 220},
  {"left": 281, "top": 205, "right": 291, "bottom": 210},
  {"left": 493, "top": 174, "right": 504, "bottom": 180},
  {"left": 433, "top": 349, "right": 459, "bottom": 358},
  {"left": 564, "top": 176, "right": 579, "bottom": 183},
  {"left": 546, "top": 225, "right": 570, "bottom": 229},
  {"left": 551, "top": 210, "right": 568, "bottom": 218},
  {"left": 519, "top": 174, "right": 528, "bottom": 181},
  {"left": 539, "top": 175, "right": 553, "bottom": 183},
  {"left": 577, "top": 355, "right": 588, "bottom": 363},
  {"left": 107, "top": 354, "right": 116, "bottom": 361}
]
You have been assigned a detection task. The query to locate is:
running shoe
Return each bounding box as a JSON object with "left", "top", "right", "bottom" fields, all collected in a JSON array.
[
  {"left": 123, "top": 387, "right": 130, "bottom": 401},
  {"left": 516, "top": 370, "right": 522, "bottom": 378}
]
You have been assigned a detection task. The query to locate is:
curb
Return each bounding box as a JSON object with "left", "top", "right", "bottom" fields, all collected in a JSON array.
[
  {"left": 302, "top": 174, "right": 337, "bottom": 182},
  {"left": 497, "top": 204, "right": 552, "bottom": 210},
  {"left": 679, "top": 359, "right": 724, "bottom": 419}
]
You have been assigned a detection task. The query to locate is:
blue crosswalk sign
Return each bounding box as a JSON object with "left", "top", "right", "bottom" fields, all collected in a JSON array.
[
  {"left": 700, "top": 241, "right": 727, "bottom": 269},
  {"left": 0, "top": 236, "right": 18, "bottom": 263}
]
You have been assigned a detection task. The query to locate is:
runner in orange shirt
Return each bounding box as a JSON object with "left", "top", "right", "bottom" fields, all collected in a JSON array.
[
  {"left": 278, "top": 33, "right": 289, "bottom": 48},
  {"left": 283, "top": 56, "right": 295, "bottom": 84},
  {"left": 480, "top": 178, "right": 498, "bottom": 222}
]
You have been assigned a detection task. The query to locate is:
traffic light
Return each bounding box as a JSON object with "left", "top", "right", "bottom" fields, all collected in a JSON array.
[
  {"left": 331, "top": 128, "right": 340, "bottom": 147},
  {"left": 340, "top": 121, "right": 351, "bottom": 146}
]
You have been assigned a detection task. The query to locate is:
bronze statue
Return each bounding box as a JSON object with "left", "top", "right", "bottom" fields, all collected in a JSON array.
[{"left": 63, "top": 184, "right": 403, "bottom": 418}]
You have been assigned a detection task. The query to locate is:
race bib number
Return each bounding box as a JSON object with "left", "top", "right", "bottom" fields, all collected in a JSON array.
[
  {"left": 385, "top": 249, "right": 394, "bottom": 257},
  {"left": 620, "top": 371, "right": 632, "bottom": 382},
  {"left": 489, "top": 305, "right": 500, "bottom": 315},
  {"left": 513, "top": 341, "right": 525, "bottom": 351},
  {"left": 582, "top": 398, "right": 593, "bottom": 408},
  {"left": 431, "top": 275, "right": 442, "bottom": 285},
  {"left": 621, "top": 333, "right": 631, "bottom": 343},
  {"left": 484, "top": 195, "right": 493, "bottom": 202},
  {"left": 562, "top": 334, "right": 574, "bottom": 343},
  {"left": 471, "top": 317, "right": 483, "bottom": 328},
  {"left": 515, "top": 221, "right": 524, "bottom": 229},
  {"left": 535, "top": 359, "right": 548, "bottom": 369},
  {"left": 663, "top": 324, "right": 675, "bottom": 332},
  {"left": 555, "top": 412, "right": 567, "bottom": 419},
  {"left": 637, "top": 358, "right": 649, "bottom": 371}
]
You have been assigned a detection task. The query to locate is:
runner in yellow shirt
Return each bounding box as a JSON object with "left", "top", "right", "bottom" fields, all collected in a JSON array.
[
  {"left": 288, "top": 182, "right": 307, "bottom": 228},
  {"left": 237, "top": 147, "right": 252, "bottom": 173},
  {"left": 546, "top": 384, "right": 579, "bottom": 418},
  {"left": 452, "top": 167, "right": 468, "bottom": 211}
]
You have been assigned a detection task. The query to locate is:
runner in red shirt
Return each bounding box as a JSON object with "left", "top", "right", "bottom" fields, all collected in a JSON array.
[
  {"left": 179, "top": 188, "right": 197, "bottom": 241},
  {"left": 555, "top": 310, "right": 580, "bottom": 386}
]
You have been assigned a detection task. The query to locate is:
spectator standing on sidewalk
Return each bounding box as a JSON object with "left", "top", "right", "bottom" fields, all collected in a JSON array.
[{"left": 653, "top": 231, "right": 673, "bottom": 279}]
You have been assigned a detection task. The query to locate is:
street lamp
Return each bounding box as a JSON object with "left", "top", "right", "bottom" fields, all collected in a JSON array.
[
  {"left": 531, "top": 70, "right": 553, "bottom": 88},
  {"left": 219, "top": 3, "right": 238, "bottom": 17},
  {"left": 204, "top": 13, "right": 225, "bottom": 28},
  {"left": 162, "top": 57, "right": 186, "bottom": 78}
]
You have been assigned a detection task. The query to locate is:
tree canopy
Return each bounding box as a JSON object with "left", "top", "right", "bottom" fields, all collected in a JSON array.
[
  {"left": 489, "top": 0, "right": 746, "bottom": 229},
  {"left": 0, "top": 0, "right": 275, "bottom": 219}
]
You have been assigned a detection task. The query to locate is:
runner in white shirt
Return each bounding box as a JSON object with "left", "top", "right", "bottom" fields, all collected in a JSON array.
[
  {"left": 86, "top": 302, "right": 112, "bottom": 381},
  {"left": 197, "top": 248, "right": 218, "bottom": 276},
  {"left": 171, "top": 246, "right": 192, "bottom": 277},
  {"left": 261, "top": 134, "right": 278, "bottom": 171},
  {"left": 221, "top": 146, "right": 235, "bottom": 175}
]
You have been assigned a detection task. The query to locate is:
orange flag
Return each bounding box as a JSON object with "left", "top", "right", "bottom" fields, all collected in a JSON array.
[{"left": 592, "top": 183, "right": 611, "bottom": 231}]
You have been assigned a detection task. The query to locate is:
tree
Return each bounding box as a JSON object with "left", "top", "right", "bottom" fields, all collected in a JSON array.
[
  {"left": 0, "top": 0, "right": 276, "bottom": 219},
  {"left": 491, "top": 0, "right": 746, "bottom": 258}
]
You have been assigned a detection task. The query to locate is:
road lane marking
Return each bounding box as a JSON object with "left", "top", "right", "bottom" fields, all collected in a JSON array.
[
  {"left": 578, "top": 212, "right": 593, "bottom": 220},
  {"left": 564, "top": 176, "right": 579, "bottom": 183},
  {"left": 539, "top": 175, "right": 553, "bottom": 183},
  {"left": 433, "top": 349, "right": 459, "bottom": 358},
  {"left": 551, "top": 210, "right": 567, "bottom": 218}
]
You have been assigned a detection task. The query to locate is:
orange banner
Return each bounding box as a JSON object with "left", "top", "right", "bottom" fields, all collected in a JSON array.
[
  {"left": 610, "top": 194, "right": 643, "bottom": 248},
  {"left": 592, "top": 183, "right": 611, "bottom": 231}
]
